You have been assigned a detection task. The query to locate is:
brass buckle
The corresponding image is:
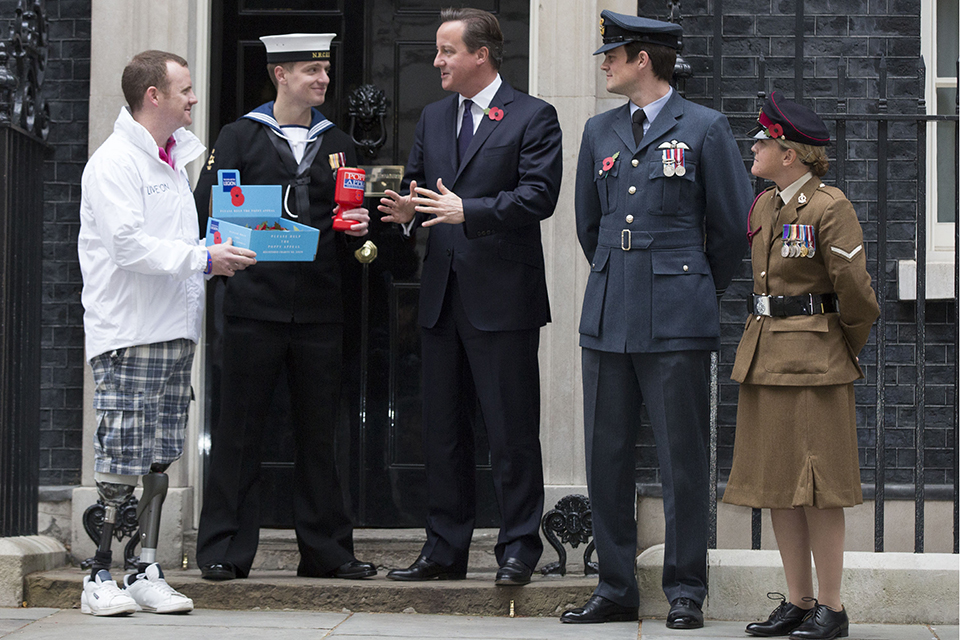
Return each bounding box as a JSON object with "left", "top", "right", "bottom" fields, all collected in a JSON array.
[{"left": 621, "top": 229, "right": 631, "bottom": 251}]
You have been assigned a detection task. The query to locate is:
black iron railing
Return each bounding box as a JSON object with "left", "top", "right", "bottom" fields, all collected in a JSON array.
[{"left": 0, "top": 0, "right": 47, "bottom": 538}]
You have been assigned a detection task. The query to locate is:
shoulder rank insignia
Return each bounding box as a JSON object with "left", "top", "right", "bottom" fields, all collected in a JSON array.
[{"left": 657, "top": 140, "right": 691, "bottom": 177}]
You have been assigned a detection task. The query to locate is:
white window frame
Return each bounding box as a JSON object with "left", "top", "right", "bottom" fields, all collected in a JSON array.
[{"left": 899, "top": 0, "right": 957, "bottom": 301}]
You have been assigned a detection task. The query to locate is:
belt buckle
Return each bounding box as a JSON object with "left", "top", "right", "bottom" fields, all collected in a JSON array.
[
  {"left": 804, "top": 293, "right": 815, "bottom": 315},
  {"left": 754, "top": 295, "right": 771, "bottom": 316},
  {"left": 621, "top": 229, "right": 631, "bottom": 251}
]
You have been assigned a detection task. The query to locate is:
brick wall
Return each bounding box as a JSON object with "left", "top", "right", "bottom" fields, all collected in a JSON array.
[
  {"left": 38, "top": 0, "right": 90, "bottom": 485},
  {"left": 634, "top": 0, "right": 955, "bottom": 491}
]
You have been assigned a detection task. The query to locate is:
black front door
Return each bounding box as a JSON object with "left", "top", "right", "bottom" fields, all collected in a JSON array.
[{"left": 203, "top": 0, "right": 530, "bottom": 528}]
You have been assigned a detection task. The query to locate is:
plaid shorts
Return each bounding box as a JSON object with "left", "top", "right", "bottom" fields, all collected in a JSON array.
[{"left": 90, "top": 338, "right": 196, "bottom": 476}]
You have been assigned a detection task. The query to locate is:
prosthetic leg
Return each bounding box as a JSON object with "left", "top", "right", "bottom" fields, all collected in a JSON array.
[
  {"left": 90, "top": 477, "right": 137, "bottom": 578},
  {"left": 82, "top": 475, "right": 140, "bottom": 616},
  {"left": 136, "top": 462, "right": 169, "bottom": 573},
  {"left": 121, "top": 462, "right": 194, "bottom": 613}
]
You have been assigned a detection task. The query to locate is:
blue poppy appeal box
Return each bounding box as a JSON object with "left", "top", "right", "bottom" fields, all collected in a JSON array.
[{"left": 205, "top": 169, "right": 319, "bottom": 261}]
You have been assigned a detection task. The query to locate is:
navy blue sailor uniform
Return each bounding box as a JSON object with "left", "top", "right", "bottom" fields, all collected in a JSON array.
[
  {"left": 194, "top": 102, "right": 362, "bottom": 579},
  {"left": 574, "top": 89, "right": 753, "bottom": 608}
]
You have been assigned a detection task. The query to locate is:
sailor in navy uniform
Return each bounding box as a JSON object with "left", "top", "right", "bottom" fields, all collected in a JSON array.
[{"left": 194, "top": 33, "right": 375, "bottom": 582}]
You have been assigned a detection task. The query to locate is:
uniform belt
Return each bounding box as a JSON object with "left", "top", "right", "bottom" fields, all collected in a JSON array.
[
  {"left": 749, "top": 293, "right": 839, "bottom": 317},
  {"left": 597, "top": 227, "right": 704, "bottom": 251}
]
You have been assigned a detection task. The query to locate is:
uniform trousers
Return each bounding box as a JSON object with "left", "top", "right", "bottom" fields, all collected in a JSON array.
[
  {"left": 582, "top": 348, "right": 710, "bottom": 608},
  {"left": 420, "top": 274, "right": 545, "bottom": 572},
  {"left": 197, "top": 316, "right": 355, "bottom": 577}
]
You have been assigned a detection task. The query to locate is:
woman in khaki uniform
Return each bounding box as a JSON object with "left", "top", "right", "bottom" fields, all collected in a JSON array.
[{"left": 724, "top": 93, "right": 879, "bottom": 640}]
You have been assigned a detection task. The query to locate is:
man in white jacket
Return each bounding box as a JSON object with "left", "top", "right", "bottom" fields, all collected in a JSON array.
[{"left": 77, "top": 50, "right": 255, "bottom": 616}]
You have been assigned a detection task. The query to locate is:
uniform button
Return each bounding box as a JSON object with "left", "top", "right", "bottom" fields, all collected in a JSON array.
[
  {"left": 628, "top": 186, "right": 637, "bottom": 194},
  {"left": 632, "top": 159, "right": 639, "bottom": 167},
  {"left": 756, "top": 316, "right": 762, "bottom": 321},
  {"left": 760, "top": 271, "right": 766, "bottom": 277},
  {"left": 683, "top": 265, "right": 689, "bottom": 272},
  {"left": 625, "top": 214, "right": 634, "bottom": 223}
]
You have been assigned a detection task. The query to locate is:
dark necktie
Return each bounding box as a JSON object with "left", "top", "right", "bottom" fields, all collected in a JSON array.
[
  {"left": 632, "top": 108, "right": 646, "bottom": 146},
  {"left": 458, "top": 99, "right": 474, "bottom": 164}
]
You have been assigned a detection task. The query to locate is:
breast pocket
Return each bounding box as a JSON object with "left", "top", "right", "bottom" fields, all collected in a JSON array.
[
  {"left": 593, "top": 158, "right": 620, "bottom": 215},
  {"left": 645, "top": 161, "right": 697, "bottom": 216},
  {"left": 650, "top": 250, "right": 718, "bottom": 339}
]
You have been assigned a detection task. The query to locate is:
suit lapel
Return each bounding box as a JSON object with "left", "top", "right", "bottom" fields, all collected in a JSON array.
[
  {"left": 638, "top": 92, "right": 682, "bottom": 154},
  {"left": 613, "top": 104, "right": 635, "bottom": 151},
  {"left": 456, "top": 82, "right": 515, "bottom": 180},
  {"left": 440, "top": 94, "right": 459, "bottom": 179}
]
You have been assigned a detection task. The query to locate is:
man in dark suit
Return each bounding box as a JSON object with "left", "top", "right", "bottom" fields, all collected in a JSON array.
[
  {"left": 379, "top": 7, "right": 562, "bottom": 587},
  {"left": 560, "top": 11, "right": 752, "bottom": 627}
]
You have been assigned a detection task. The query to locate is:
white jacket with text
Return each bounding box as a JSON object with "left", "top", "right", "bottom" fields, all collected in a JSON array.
[{"left": 79, "top": 107, "right": 207, "bottom": 360}]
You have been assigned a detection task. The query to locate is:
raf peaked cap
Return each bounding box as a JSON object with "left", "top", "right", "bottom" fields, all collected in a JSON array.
[
  {"left": 260, "top": 33, "right": 335, "bottom": 63},
  {"left": 749, "top": 91, "right": 830, "bottom": 146},
  {"left": 594, "top": 10, "right": 682, "bottom": 55}
]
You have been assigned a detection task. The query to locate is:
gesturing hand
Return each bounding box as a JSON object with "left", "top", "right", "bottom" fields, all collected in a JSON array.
[
  {"left": 378, "top": 179, "right": 417, "bottom": 225},
  {"left": 416, "top": 178, "right": 464, "bottom": 227}
]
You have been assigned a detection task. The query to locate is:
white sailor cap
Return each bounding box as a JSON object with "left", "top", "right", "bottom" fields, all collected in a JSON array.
[{"left": 260, "top": 33, "right": 336, "bottom": 63}]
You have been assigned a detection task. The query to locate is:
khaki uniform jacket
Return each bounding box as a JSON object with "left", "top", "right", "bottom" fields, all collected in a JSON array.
[{"left": 731, "top": 176, "right": 879, "bottom": 386}]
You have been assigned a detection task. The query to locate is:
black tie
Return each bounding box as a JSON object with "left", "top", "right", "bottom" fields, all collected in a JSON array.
[
  {"left": 458, "top": 99, "right": 474, "bottom": 164},
  {"left": 632, "top": 108, "right": 646, "bottom": 146}
]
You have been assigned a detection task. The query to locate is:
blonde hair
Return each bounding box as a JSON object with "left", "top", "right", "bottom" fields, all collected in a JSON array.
[{"left": 775, "top": 139, "right": 830, "bottom": 177}]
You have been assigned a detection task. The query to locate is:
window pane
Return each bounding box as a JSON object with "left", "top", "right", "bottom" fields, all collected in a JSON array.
[
  {"left": 936, "top": 87, "right": 957, "bottom": 224},
  {"left": 937, "top": 0, "right": 959, "bottom": 78}
]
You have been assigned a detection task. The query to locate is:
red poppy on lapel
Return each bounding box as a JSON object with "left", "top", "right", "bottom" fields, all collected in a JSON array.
[{"left": 485, "top": 106, "right": 504, "bottom": 121}]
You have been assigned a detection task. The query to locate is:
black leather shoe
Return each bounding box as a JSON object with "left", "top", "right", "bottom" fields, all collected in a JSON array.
[
  {"left": 789, "top": 604, "right": 848, "bottom": 639},
  {"left": 200, "top": 562, "right": 237, "bottom": 581},
  {"left": 495, "top": 558, "right": 533, "bottom": 586},
  {"left": 323, "top": 560, "right": 377, "bottom": 579},
  {"left": 666, "top": 597, "right": 704, "bottom": 629},
  {"left": 560, "top": 595, "right": 639, "bottom": 624},
  {"left": 746, "top": 593, "right": 813, "bottom": 637},
  {"left": 386, "top": 555, "right": 466, "bottom": 581}
]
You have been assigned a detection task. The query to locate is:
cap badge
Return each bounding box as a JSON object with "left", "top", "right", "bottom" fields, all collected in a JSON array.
[{"left": 599, "top": 17, "right": 605, "bottom": 36}]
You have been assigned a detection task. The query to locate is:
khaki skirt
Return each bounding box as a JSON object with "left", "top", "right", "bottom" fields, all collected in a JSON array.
[{"left": 723, "top": 382, "right": 863, "bottom": 510}]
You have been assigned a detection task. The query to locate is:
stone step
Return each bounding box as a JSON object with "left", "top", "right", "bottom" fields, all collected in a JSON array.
[
  {"left": 25, "top": 569, "right": 598, "bottom": 617},
  {"left": 182, "top": 528, "right": 514, "bottom": 573}
]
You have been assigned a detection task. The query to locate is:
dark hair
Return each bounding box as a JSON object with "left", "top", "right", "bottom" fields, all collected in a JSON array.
[
  {"left": 623, "top": 41, "right": 676, "bottom": 83},
  {"left": 440, "top": 7, "right": 503, "bottom": 71},
  {"left": 121, "top": 50, "right": 189, "bottom": 113}
]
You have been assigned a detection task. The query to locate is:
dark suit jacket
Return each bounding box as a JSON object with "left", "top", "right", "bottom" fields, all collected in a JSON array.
[
  {"left": 403, "top": 80, "right": 563, "bottom": 331},
  {"left": 575, "top": 91, "right": 753, "bottom": 353}
]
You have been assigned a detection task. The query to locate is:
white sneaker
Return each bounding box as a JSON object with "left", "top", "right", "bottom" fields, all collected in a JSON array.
[
  {"left": 123, "top": 563, "right": 194, "bottom": 614},
  {"left": 81, "top": 570, "right": 139, "bottom": 616}
]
